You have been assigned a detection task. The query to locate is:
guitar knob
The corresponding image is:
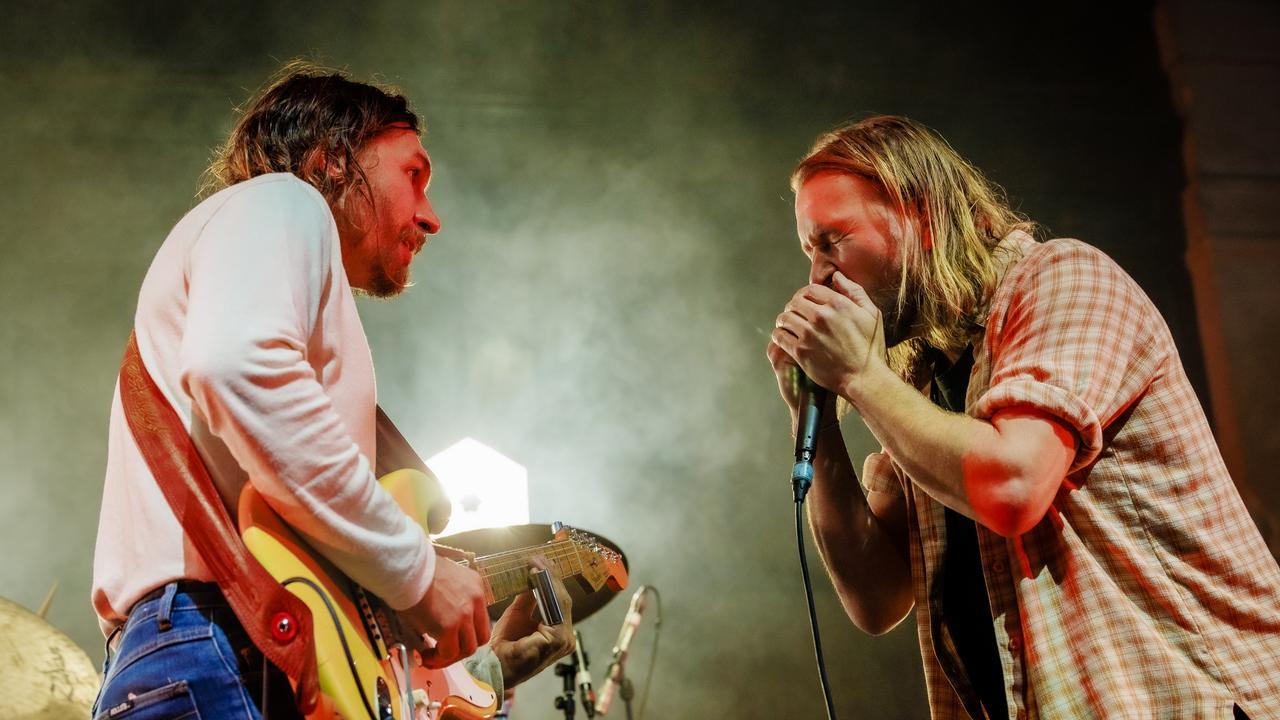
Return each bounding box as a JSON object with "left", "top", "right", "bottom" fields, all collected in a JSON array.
[{"left": 270, "top": 612, "right": 298, "bottom": 643}]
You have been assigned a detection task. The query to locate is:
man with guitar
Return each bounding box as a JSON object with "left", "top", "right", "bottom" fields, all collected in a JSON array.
[
  {"left": 91, "top": 61, "right": 575, "bottom": 718},
  {"left": 768, "top": 115, "right": 1280, "bottom": 718}
]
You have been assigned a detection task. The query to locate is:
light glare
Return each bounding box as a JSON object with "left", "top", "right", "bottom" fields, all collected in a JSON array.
[{"left": 426, "top": 437, "right": 530, "bottom": 537}]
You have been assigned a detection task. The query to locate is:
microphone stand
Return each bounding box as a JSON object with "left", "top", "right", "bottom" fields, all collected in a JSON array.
[
  {"left": 553, "top": 652, "right": 579, "bottom": 719},
  {"left": 600, "top": 657, "right": 637, "bottom": 720},
  {"left": 618, "top": 674, "right": 635, "bottom": 720}
]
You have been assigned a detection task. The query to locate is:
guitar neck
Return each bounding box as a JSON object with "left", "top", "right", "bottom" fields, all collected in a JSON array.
[{"left": 465, "top": 539, "right": 582, "bottom": 606}]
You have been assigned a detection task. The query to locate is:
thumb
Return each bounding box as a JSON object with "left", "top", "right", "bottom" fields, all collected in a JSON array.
[
  {"left": 832, "top": 271, "right": 877, "bottom": 314},
  {"left": 509, "top": 589, "right": 537, "bottom": 614}
]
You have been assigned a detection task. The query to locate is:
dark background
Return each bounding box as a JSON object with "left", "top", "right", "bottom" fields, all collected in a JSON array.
[{"left": 1, "top": 2, "right": 1252, "bottom": 717}]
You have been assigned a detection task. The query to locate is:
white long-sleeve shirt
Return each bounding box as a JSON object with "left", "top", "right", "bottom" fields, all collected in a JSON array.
[{"left": 92, "top": 173, "right": 436, "bottom": 635}]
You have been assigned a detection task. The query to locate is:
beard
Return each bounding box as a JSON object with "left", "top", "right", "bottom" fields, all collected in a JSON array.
[
  {"left": 867, "top": 280, "right": 917, "bottom": 349},
  {"left": 334, "top": 188, "right": 422, "bottom": 299},
  {"left": 361, "top": 262, "right": 404, "bottom": 299},
  {"left": 361, "top": 225, "right": 422, "bottom": 298}
]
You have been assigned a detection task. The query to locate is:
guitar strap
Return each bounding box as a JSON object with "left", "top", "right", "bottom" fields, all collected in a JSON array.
[{"left": 117, "top": 331, "right": 320, "bottom": 714}]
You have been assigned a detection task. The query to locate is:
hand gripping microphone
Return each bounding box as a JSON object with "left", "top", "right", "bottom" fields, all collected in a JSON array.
[
  {"left": 595, "top": 585, "right": 648, "bottom": 715},
  {"left": 791, "top": 368, "right": 829, "bottom": 502},
  {"left": 573, "top": 629, "right": 597, "bottom": 717}
]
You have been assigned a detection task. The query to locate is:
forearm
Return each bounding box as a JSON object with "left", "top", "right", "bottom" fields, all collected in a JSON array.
[
  {"left": 182, "top": 342, "right": 435, "bottom": 610},
  {"left": 805, "top": 422, "right": 913, "bottom": 635},
  {"left": 842, "top": 365, "right": 977, "bottom": 513},
  {"left": 841, "top": 363, "right": 1060, "bottom": 537}
]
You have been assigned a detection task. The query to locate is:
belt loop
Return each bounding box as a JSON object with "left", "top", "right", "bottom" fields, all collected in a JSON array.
[
  {"left": 157, "top": 582, "right": 179, "bottom": 631},
  {"left": 103, "top": 624, "right": 123, "bottom": 665}
]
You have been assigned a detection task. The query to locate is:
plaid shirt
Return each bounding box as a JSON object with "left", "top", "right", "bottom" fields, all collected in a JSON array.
[{"left": 862, "top": 233, "right": 1280, "bottom": 719}]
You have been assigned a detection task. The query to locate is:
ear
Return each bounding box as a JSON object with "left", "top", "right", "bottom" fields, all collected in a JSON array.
[
  {"left": 301, "top": 148, "right": 347, "bottom": 182},
  {"left": 324, "top": 152, "right": 347, "bottom": 180}
]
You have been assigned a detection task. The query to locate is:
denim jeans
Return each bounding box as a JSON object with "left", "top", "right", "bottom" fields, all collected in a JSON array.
[{"left": 91, "top": 581, "right": 301, "bottom": 720}]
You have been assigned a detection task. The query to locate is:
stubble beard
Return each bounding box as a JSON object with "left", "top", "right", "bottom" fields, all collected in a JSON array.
[
  {"left": 363, "top": 226, "right": 421, "bottom": 299},
  {"left": 334, "top": 189, "right": 415, "bottom": 300},
  {"left": 868, "top": 281, "right": 917, "bottom": 350}
]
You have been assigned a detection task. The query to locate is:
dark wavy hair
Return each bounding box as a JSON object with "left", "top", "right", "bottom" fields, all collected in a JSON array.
[{"left": 204, "top": 60, "right": 420, "bottom": 205}]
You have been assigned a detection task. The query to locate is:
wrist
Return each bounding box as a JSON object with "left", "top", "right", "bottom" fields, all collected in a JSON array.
[{"left": 838, "top": 361, "right": 895, "bottom": 412}]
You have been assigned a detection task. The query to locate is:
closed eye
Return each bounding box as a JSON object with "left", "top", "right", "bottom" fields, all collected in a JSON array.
[{"left": 811, "top": 236, "right": 845, "bottom": 255}]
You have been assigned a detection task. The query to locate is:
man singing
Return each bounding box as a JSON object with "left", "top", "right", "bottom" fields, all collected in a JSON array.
[{"left": 768, "top": 115, "right": 1280, "bottom": 719}]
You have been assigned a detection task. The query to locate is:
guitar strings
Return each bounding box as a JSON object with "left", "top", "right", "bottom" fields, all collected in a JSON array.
[
  {"left": 466, "top": 540, "right": 581, "bottom": 572},
  {"left": 475, "top": 546, "right": 584, "bottom": 575}
]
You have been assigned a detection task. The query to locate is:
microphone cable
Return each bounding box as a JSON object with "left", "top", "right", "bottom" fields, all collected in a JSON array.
[
  {"left": 795, "top": 497, "right": 838, "bottom": 720},
  {"left": 791, "top": 370, "right": 838, "bottom": 720},
  {"left": 633, "top": 586, "right": 662, "bottom": 720}
]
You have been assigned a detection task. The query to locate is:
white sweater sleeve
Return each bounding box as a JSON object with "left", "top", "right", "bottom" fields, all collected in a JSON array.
[{"left": 177, "top": 180, "right": 435, "bottom": 611}]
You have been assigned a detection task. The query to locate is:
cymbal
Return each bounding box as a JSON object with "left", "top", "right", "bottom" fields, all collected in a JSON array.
[
  {"left": 436, "top": 524, "right": 628, "bottom": 625},
  {"left": 0, "top": 597, "right": 100, "bottom": 719}
]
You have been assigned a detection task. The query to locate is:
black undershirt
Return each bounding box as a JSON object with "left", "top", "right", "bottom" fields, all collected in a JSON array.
[{"left": 931, "top": 347, "right": 1007, "bottom": 720}]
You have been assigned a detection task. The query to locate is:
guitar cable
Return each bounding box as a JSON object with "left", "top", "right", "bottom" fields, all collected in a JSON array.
[{"left": 283, "top": 576, "right": 381, "bottom": 720}]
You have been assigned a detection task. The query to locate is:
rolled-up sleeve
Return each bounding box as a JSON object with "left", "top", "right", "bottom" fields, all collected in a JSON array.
[
  {"left": 972, "top": 240, "right": 1164, "bottom": 474},
  {"left": 861, "top": 450, "right": 905, "bottom": 497}
]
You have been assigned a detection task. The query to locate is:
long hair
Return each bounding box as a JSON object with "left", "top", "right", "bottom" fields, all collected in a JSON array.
[
  {"left": 792, "top": 115, "right": 1036, "bottom": 382},
  {"left": 203, "top": 60, "right": 420, "bottom": 206}
]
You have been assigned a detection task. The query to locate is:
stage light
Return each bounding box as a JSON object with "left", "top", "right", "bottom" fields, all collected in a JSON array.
[{"left": 426, "top": 437, "right": 530, "bottom": 537}]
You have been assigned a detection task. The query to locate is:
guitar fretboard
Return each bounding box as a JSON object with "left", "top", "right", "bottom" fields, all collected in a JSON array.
[{"left": 465, "top": 539, "right": 585, "bottom": 606}]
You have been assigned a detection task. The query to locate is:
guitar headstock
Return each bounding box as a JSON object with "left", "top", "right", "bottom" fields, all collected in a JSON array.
[{"left": 554, "top": 526, "right": 629, "bottom": 593}]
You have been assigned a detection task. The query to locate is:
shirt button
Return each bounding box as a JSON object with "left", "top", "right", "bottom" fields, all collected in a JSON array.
[
  {"left": 1009, "top": 636, "right": 1022, "bottom": 653},
  {"left": 991, "top": 559, "right": 1006, "bottom": 573}
]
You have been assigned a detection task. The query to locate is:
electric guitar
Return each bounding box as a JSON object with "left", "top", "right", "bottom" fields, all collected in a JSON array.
[{"left": 238, "top": 469, "right": 629, "bottom": 720}]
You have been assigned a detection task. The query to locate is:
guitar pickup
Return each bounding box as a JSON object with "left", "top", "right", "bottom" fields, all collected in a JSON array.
[{"left": 531, "top": 567, "right": 564, "bottom": 626}]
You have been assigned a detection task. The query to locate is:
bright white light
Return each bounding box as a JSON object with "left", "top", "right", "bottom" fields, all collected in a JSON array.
[{"left": 426, "top": 437, "right": 529, "bottom": 537}]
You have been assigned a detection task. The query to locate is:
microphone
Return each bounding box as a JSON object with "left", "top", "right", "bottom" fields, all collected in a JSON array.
[
  {"left": 791, "top": 367, "right": 829, "bottom": 502},
  {"left": 595, "top": 586, "right": 648, "bottom": 715},
  {"left": 573, "top": 629, "right": 596, "bottom": 717}
]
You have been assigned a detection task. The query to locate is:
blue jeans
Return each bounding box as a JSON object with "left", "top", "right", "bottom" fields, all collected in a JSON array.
[{"left": 92, "top": 581, "right": 301, "bottom": 720}]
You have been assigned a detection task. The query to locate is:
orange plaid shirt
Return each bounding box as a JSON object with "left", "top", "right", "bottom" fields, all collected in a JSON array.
[{"left": 862, "top": 234, "right": 1280, "bottom": 719}]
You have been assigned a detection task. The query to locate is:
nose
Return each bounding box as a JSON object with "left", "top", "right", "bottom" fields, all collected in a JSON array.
[
  {"left": 416, "top": 192, "right": 441, "bottom": 235},
  {"left": 808, "top": 255, "right": 834, "bottom": 286}
]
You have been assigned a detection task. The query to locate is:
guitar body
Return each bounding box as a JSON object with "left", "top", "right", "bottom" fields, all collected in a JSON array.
[
  {"left": 239, "top": 478, "right": 497, "bottom": 720},
  {"left": 238, "top": 469, "right": 627, "bottom": 720}
]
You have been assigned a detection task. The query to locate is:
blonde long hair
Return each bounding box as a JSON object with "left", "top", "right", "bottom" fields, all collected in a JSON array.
[{"left": 792, "top": 115, "right": 1036, "bottom": 381}]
